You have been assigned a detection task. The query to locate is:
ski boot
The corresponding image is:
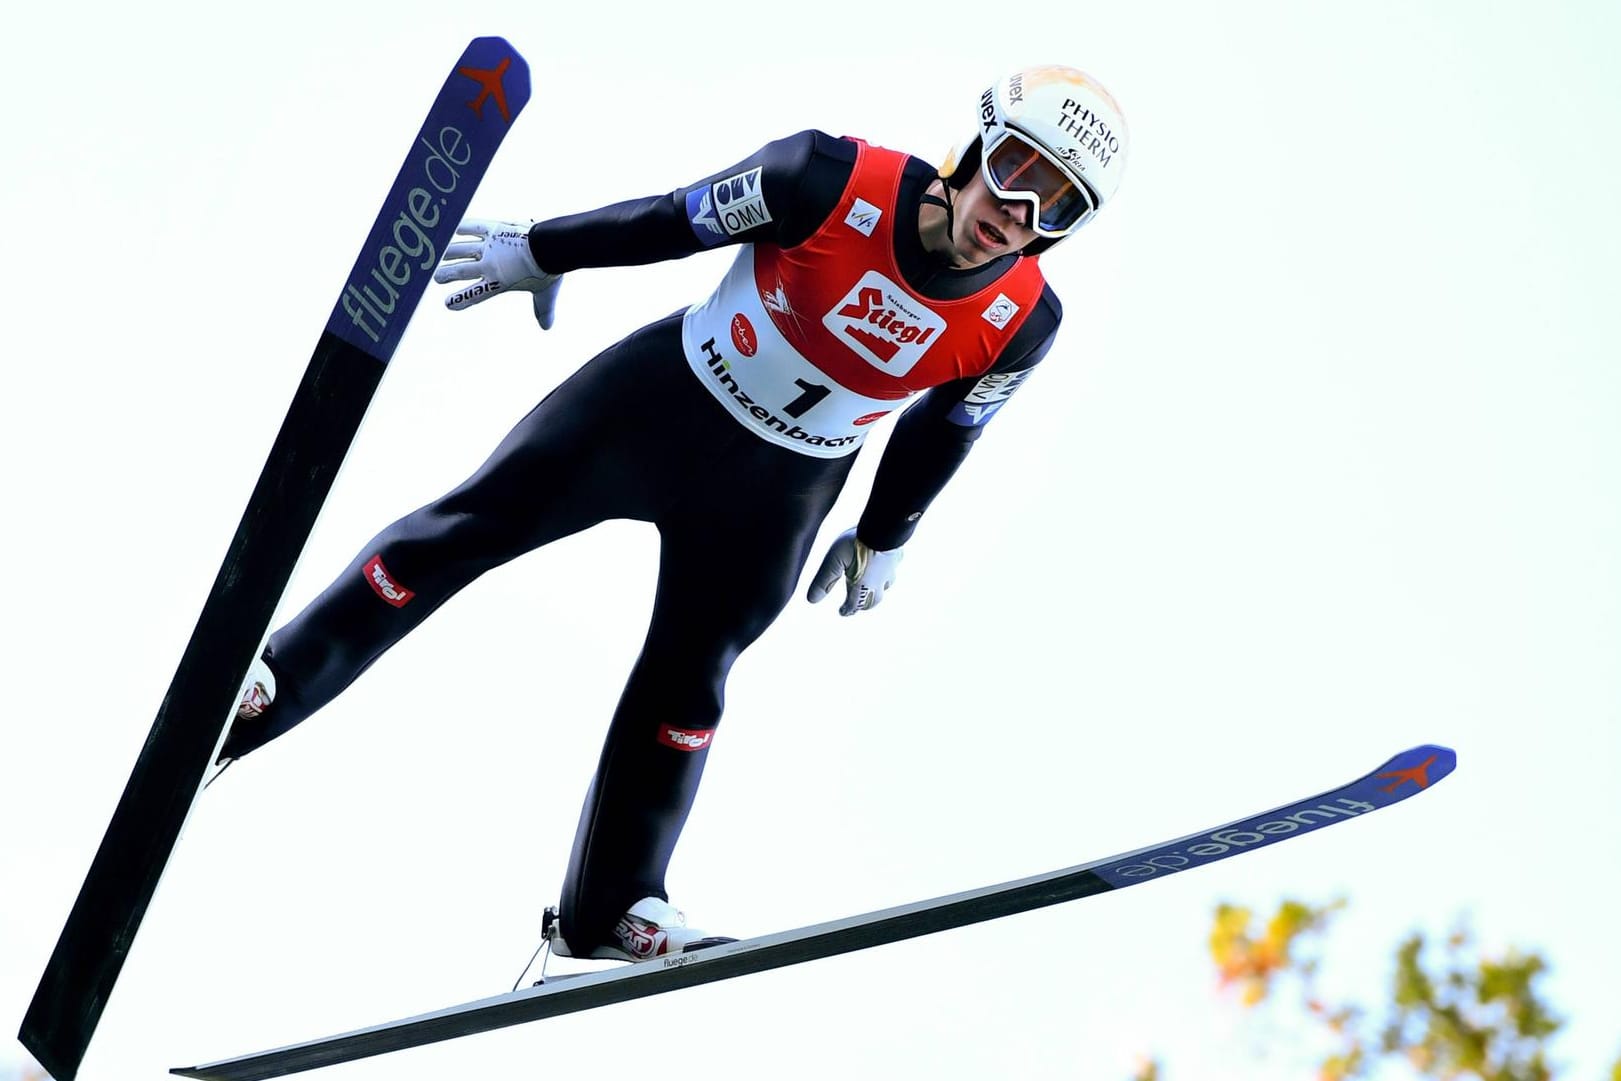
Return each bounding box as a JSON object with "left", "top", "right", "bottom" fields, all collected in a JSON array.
[
  {"left": 546, "top": 897, "right": 737, "bottom": 962},
  {"left": 216, "top": 656, "right": 277, "bottom": 764}
]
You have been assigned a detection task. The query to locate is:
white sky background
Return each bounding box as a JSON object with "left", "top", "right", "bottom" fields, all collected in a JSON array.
[{"left": 2, "top": 2, "right": 1618, "bottom": 1079}]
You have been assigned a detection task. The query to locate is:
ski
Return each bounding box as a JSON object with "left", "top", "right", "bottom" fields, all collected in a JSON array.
[
  {"left": 20, "top": 38, "right": 531, "bottom": 1081},
  {"left": 173, "top": 744, "right": 1455, "bottom": 1081}
]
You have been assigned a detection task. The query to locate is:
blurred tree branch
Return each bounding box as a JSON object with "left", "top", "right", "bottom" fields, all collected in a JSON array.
[{"left": 1155, "top": 897, "right": 1621, "bottom": 1081}]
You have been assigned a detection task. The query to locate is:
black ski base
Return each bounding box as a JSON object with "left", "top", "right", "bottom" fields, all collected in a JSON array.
[
  {"left": 21, "top": 331, "right": 383, "bottom": 1081},
  {"left": 20, "top": 35, "right": 531, "bottom": 1080},
  {"left": 173, "top": 745, "right": 1456, "bottom": 1081}
]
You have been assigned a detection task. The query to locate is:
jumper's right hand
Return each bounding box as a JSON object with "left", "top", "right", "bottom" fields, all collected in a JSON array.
[{"left": 434, "top": 218, "right": 564, "bottom": 329}]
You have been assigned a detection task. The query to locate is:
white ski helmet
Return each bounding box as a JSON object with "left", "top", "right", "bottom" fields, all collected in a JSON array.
[{"left": 939, "top": 65, "right": 1128, "bottom": 250}]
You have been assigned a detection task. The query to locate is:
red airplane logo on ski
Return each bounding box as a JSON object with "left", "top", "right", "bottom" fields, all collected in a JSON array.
[
  {"left": 1376, "top": 754, "right": 1438, "bottom": 794},
  {"left": 458, "top": 57, "right": 515, "bottom": 123}
]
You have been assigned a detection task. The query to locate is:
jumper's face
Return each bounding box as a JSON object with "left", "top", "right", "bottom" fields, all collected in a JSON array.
[{"left": 943, "top": 169, "right": 1039, "bottom": 266}]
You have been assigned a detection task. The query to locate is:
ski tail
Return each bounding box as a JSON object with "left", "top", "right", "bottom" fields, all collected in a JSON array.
[
  {"left": 172, "top": 745, "right": 1455, "bottom": 1081},
  {"left": 20, "top": 37, "right": 530, "bottom": 1081}
]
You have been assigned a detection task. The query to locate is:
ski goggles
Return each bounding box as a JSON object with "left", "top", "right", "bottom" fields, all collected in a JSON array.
[{"left": 981, "top": 130, "right": 1099, "bottom": 237}]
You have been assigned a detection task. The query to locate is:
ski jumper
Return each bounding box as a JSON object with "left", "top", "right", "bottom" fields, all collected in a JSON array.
[{"left": 235, "top": 131, "right": 1066, "bottom": 954}]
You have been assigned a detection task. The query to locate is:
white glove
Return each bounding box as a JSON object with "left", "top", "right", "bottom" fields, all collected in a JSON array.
[
  {"left": 433, "top": 218, "right": 564, "bottom": 329},
  {"left": 807, "top": 528, "right": 904, "bottom": 616}
]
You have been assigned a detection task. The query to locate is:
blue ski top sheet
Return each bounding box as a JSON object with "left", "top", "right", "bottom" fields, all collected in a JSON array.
[
  {"left": 326, "top": 37, "right": 531, "bottom": 361},
  {"left": 1093, "top": 744, "right": 1457, "bottom": 888}
]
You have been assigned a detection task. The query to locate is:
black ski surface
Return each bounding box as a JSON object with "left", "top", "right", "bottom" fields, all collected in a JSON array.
[
  {"left": 20, "top": 38, "right": 531, "bottom": 1081},
  {"left": 174, "top": 744, "right": 1455, "bottom": 1081}
]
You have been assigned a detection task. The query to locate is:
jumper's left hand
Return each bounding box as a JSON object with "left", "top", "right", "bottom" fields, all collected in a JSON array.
[{"left": 807, "top": 528, "right": 904, "bottom": 616}]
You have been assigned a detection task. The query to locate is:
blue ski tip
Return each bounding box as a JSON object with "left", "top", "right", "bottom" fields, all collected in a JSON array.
[
  {"left": 1376, "top": 743, "right": 1456, "bottom": 788},
  {"left": 324, "top": 35, "right": 533, "bottom": 361},
  {"left": 1092, "top": 744, "right": 1457, "bottom": 888}
]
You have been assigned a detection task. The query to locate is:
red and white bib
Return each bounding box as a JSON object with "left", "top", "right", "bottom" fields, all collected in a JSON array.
[{"left": 681, "top": 141, "right": 1045, "bottom": 458}]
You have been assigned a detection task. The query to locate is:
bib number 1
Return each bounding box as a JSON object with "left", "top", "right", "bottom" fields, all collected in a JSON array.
[{"left": 783, "top": 379, "right": 831, "bottom": 418}]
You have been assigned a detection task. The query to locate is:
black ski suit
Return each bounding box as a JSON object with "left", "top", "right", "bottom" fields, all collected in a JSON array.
[{"left": 226, "top": 130, "right": 1064, "bottom": 953}]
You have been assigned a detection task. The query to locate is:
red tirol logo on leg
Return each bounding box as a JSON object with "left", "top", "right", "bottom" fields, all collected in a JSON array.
[
  {"left": 658, "top": 725, "right": 715, "bottom": 752},
  {"left": 363, "top": 554, "right": 415, "bottom": 607}
]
